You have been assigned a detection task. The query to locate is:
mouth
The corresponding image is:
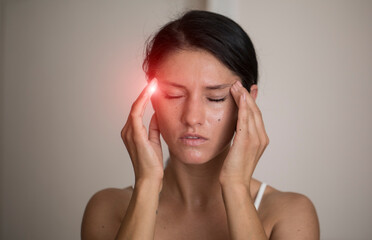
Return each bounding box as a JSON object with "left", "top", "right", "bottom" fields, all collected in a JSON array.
[{"left": 179, "top": 133, "right": 208, "bottom": 146}]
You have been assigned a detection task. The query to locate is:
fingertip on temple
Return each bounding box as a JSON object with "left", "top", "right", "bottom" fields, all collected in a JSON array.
[{"left": 149, "top": 78, "right": 158, "bottom": 94}]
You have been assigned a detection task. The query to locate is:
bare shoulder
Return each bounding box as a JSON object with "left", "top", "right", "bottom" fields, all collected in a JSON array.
[
  {"left": 81, "top": 186, "right": 134, "bottom": 240},
  {"left": 262, "top": 185, "right": 320, "bottom": 240}
]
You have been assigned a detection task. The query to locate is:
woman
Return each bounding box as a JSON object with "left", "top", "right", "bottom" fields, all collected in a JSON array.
[{"left": 81, "top": 10, "right": 320, "bottom": 240}]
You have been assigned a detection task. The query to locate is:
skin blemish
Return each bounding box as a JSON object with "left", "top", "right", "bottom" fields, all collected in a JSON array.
[
  {"left": 218, "top": 118, "right": 221, "bottom": 122},
  {"left": 239, "top": 129, "right": 241, "bottom": 131}
]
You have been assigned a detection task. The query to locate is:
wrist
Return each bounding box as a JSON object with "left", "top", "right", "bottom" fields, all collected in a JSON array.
[
  {"left": 135, "top": 177, "right": 163, "bottom": 193},
  {"left": 219, "top": 177, "right": 250, "bottom": 189},
  {"left": 220, "top": 180, "right": 253, "bottom": 201}
]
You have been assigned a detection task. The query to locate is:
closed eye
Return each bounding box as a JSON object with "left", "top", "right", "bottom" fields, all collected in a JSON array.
[
  {"left": 164, "top": 95, "right": 182, "bottom": 99},
  {"left": 208, "top": 97, "right": 226, "bottom": 102},
  {"left": 164, "top": 94, "right": 226, "bottom": 102}
]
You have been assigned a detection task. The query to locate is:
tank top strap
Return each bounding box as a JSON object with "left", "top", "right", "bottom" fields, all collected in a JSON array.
[{"left": 254, "top": 182, "right": 267, "bottom": 210}]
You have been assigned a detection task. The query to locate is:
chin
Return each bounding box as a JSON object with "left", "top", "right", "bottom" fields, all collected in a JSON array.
[
  {"left": 171, "top": 149, "right": 213, "bottom": 165},
  {"left": 172, "top": 146, "right": 230, "bottom": 166}
]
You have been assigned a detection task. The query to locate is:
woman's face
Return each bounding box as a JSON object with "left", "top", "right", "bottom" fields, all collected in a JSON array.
[{"left": 152, "top": 49, "right": 240, "bottom": 164}]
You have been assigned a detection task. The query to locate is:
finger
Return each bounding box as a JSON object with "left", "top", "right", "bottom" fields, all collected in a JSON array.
[
  {"left": 238, "top": 83, "right": 270, "bottom": 148},
  {"left": 148, "top": 113, "right": 161, "bottom": 146},
  {"left": 236, "top": 93, "right": 259, "bottom": 140},
  {"left": 130, "top": 78, "right": 158, "bottom": 131},
  {"left": 230, "top": 81, "right": 269, "bottom": 174},
  {"left": 132, "top": 78, "right": 157, "bottom": 117},
  {"left": 230, "top": 81, "right": 259, "bottom": 137},
  {"left": 122, "top": 126, "right": 139, "bottom": 168},
  {"left": 232, "top": 81, "right": 269, "bottom": 141},
  {"left": 230, "top": 81, "right": 243, "bottom": 108},
  {"left": 233, "top": 95, "right": 261, "bottom": 177}
]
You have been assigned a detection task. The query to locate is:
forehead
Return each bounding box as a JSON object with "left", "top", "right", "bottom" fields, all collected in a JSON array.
[{"left": 155, "top": 49, "right": 239, "bottom": 86}]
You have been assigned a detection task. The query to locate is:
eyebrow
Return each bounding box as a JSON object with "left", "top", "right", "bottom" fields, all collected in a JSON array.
[
  {"left": 205, "top": 84, "right": 232, "bottom": 90},
  {"left": 160, "top": 81, "right": 232, "bottom": 90}
]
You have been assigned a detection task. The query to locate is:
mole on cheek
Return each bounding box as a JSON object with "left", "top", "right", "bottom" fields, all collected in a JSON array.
[{"left": 218, "top": 119, "right": 221, "bottom": 122}]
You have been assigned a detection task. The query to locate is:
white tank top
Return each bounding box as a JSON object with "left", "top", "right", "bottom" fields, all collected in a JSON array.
[{"left": 254, "top": 182, "right": 267, "bottom": 210}]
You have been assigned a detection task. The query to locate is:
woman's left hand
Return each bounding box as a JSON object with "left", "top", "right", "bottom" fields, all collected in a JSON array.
[{"left": 219, "top": 80, "right": 270, "bottom": 191}]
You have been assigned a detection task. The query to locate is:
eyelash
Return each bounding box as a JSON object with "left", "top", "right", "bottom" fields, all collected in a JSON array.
[{"left": 164, "top": 95, "right": 226, "bottom": 102}]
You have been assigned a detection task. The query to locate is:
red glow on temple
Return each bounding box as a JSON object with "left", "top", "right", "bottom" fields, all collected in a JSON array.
[{"left": 149, "top": 78, "right": 157, "bottom": 94}]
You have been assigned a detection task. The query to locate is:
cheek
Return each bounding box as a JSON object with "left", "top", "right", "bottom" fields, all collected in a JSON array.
[
  {"left": 203, "top": 105, "right": 237, "bottom": 154},
  {"left": 152, "top": 98, "right": 180, "bottom": 138},
  {"left": 207, "top": 103, "right": 238, "bottom": 145},
  {"left": 208, "top": 101, "right": 237, "bottom": 127}
]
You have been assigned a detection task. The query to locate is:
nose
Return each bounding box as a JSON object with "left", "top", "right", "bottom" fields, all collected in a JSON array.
[{"left": 181, "top": 96, "right": 206, "bottom": 127}]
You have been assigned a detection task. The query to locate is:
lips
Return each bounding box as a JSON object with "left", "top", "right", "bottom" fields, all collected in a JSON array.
[{"left": 180, "top": 133, "right": 208, "bottom": 146}]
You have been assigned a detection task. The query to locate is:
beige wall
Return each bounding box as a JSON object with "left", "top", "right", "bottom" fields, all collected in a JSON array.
[
  {"left": 0, "top": 0, "right": 203, "bottom": 239},
  {"left": 0, "top": 0, "right": 4, "bottom": 239},
  {"left": 234, "top": 1, "right": 372, "bottom": 239},
  {"left": 1, "top": 1, "right": 371, "bottom": 239}
]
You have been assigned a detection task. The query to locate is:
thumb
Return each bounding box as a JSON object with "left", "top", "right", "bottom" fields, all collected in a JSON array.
[{"left": 148, "top": 113, "right": 161, "bottom": 146}]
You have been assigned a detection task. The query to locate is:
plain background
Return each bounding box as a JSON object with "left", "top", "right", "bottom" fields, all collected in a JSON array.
[{"left": 1, "top": 0, "right": 371, "bottom": 239}]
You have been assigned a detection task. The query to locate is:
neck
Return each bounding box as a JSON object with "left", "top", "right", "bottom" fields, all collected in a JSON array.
[{"left": 161, "top": 145, "right": 230, "bottom": 211}]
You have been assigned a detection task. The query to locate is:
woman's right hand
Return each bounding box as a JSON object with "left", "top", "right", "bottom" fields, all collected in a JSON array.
[{"left": 121, "top": 78, "right": 164, "bottom": 186}]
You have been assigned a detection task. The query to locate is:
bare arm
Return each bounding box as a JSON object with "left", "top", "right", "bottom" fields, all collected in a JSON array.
[
  {"left": 115, "top": 179, "right": 162, "bottom": 240},
  {"left": 219, "top": 81, "right": 270, "bottom": 239},
  {"left": 81, "top": 79, "right": 163, "bottom": 240},
  {"left": 220, "top": 81, "right": 319, "bottom": 239},
  {"left": 115, "top": 78, "right": 163, "bottom": 239},
  {"left": 221, "top": 183, "right": 320, "bottom": 240},
  {"left": 221, "top": 183, "right": 268, "bottom": 240}
]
